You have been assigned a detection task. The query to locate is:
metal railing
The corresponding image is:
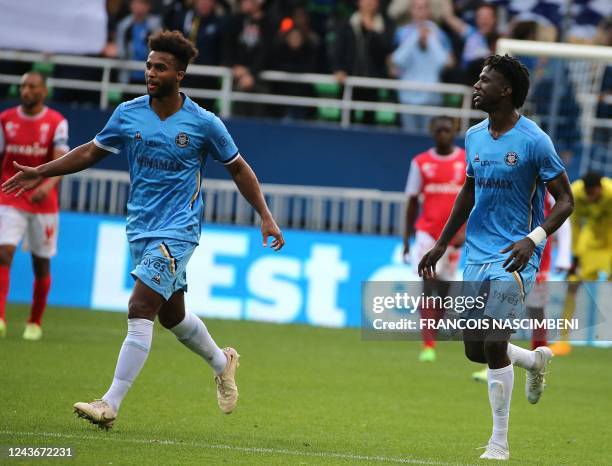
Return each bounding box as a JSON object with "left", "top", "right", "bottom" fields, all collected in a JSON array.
[
  {"left": 0, "top": 49, "right": 483, "bottom": 132},
  {"left": 497, "top": 38, "right": 612, "bottom": 176},
  {"left": 60, "top": 169, "right": 407, "bottom": 235}
]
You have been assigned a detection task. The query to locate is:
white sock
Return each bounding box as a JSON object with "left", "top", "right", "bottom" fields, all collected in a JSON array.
[
  {"left": 170, "top": 311, "right": 227, "bottom": 375},
  {"left": 102, "top": 318, "right": 154, "bottom": 412},
  {"left": 487, "top": 364, "right": 514, "bottom": 449},
  {"left": 507, "top": 343, "right": 536, "bottom": 370}
]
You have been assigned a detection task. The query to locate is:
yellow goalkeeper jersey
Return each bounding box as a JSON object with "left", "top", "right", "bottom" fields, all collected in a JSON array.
[{"left": 571, "top": 177, "right": 612, "bottom": 255}]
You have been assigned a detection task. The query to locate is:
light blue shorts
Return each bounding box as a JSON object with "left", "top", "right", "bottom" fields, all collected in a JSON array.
[
  {"left": 129, "top": 238, "right": 197, "bottom": 300},
  {"left": 462, "top": 261, "right": 537, "bottom": 321}
]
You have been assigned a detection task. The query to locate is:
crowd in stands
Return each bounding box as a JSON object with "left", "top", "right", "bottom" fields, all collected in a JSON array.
[{"left": 1, "top": 0, "right": 610, "bottom": 133}]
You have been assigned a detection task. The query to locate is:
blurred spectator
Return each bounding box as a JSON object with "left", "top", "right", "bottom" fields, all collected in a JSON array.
[
  {"left": 176, "top": 0, "right": 227, "bottom": 66},
  {"left": 223, "top": 0, "right": 275, "bottom": 116},
  {"left": 508, "top": 20, "right": 538, "bottom": 73},
  {"left": 387, "top": 0, "right": 453, "bottom": 25},
  {"left": 332, "top": 0, "right": 395, "bottom": 124},
  {"left": 442, "top": 3, "right": 500, "bottom": 85},
  {"left": 117, "top": 0, "right": 162, "bottom": 84},
  {"left": 391, "top": 0, "right": 452, "bottom": 133},
  {"left": 270, "top": 26, "right": 318, "bottom": 120},
  {"left": 104, "top": 0, "right": 129, "bottom": 58},
  {"left": 162, "top": 0, "right": 191, "bottom": 29},
  {"left": 595, "top": 17, "right": 612, "bottom": 146}
]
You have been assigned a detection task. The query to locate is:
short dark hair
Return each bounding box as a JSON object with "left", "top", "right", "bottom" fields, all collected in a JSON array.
[
  {"left": 483, "top": 54, "right": 530, "bottom": 108},
  {"left": 430, "top": 115, "right": 456, "bottom": 130},
  {"left": 582, "top": 171, "right": 602, "bottom": 189},
  {"left": 148, "top": 30, "right": 198, "bottom": 71},
  {"left": 476, "top": 2, "right": 497, "bottom": 17}
]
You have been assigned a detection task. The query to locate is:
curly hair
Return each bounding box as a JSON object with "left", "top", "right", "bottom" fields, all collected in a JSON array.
[
  {"left": 148, "top": 30, "right": 198, "bottom": 71},
  {"left": 483, "top": 54, "right": 530, "bottom": 109}
]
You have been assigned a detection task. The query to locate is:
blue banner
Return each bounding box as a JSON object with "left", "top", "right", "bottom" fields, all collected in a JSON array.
[{"left": 8, "top": 212, "right": 419, "bottom": 327}]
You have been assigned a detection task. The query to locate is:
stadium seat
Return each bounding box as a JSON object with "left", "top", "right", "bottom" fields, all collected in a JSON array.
[
  {"left": 108, "top": 90, "right": 123, "bottom": 105},
  {"left": 32, "top": 61, "right": 54, "bottom": 75},
  {"left": 443, "top": 93, "right": 462, "bottom": 108},
  {"left": 315, "top": 82, "right": 341, "bottom": 121},
  {"left": 374, "top": 89, "right": 396, "bottom": 125}
]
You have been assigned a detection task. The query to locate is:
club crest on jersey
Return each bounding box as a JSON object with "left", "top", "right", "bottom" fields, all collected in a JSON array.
[
  {"left": 505, "top": 152, "right": 519, "bottom": 166},
  {"left": 175, "top": 132, "right": 190, "bottom": 148}
]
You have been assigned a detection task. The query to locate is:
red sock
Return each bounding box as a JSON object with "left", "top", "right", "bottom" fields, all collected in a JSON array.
[
  {"left": 29, "top": 275, "right": 51, "bottom": 326},
  {"left": 420, "top": 305, "right": 439, "bottom": 349},
  {"left": 531, "top": 336, "right": 547, "bottom": 350},
  {"left": 0, "top": 266, "right": 9, "bottom": 322}
]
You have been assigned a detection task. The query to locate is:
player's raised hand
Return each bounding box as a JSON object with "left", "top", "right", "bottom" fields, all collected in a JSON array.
[
  {"left": 500, "top": 237, "right": 535, "bottom": 273},
  {"left": 418, "top": 243, "right": 447, "bottom": 279},
  {"left": 261, "top": 215, "right": 285, "bottom": 251},
  {"left": 1, "top": 162, "right": 44, "bottom": 196}
]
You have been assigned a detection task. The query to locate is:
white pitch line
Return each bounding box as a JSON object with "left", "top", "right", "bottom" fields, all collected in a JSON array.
[{"left": 0, "top": 430, "right": 459, "bottom": 465}]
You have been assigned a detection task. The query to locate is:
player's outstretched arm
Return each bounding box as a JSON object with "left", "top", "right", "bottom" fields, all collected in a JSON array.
[
  {"left": 418, "top": 176, "right": 475, "bottom": 279},
  {"left": 501, "top": 172, "right": 574, "bottom": 273},
  {"left": 225, "top": 155, "right": 285, "bottom": 251},
  {"left": 1, "top": 141, "right": 110, "bottom": 196}
]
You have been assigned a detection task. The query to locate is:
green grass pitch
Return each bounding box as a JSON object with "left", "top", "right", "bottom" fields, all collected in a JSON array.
[{"left": 2, "top": 305, "right": 611, "bottom": 465}]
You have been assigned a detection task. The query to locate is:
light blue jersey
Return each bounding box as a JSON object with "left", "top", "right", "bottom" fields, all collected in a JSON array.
[
  {"left": 464, "top": 116, "right": 565, "bottom": 267},
  {"left": 94, "top": 94, "right": 239, "bottom": 244}
]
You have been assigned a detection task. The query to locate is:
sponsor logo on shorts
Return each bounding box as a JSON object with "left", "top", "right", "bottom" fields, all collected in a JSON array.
[
  {"left": 44, "top": 225, "right": 55, "bottom": 241},
  {"left": 492, "top": 289, "right": 520, "bottom": 306},
  {"left": 142, "top": 257, "right": 167, "bottom": 273},
  {"left": 152, "top": 274, "right": 161, "bottom": 285}
]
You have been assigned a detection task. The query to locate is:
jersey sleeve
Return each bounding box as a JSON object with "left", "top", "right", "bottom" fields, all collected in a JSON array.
[
  {"left": 534, "top": 134, "right": 565, "bottom": 182},
  {"left": 405, "top": 159, "right": 423, "bottom": 196},
  {"left": 206, "top": 115, "right": 239, "bottom": 164},
  {"left": 53, "top": 119, "right": 69, "bottom": 152},
  {"left": 93, "top": 104, "right": 124, "bottom": 154}
]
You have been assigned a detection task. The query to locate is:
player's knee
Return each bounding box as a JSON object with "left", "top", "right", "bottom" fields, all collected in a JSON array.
[
  {"left": 128, "top": 296, "right": 158, "bottom": 320},
  {"left": 0, "top": 247, "right": 15, "bottom": 266},
  {"left": 158, "top": 311, "right": 181, "bottom": 329},
  {"left": 464, "top": 343, "right": 486, "bottom": 363}
]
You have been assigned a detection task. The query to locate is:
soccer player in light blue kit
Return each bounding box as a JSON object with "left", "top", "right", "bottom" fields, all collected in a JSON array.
[
  {"left": 419, "top": 55, "right": 574, "bottom": 460},
  {"left": 2, "top": 31, "right": 285, "bottom": 429}
]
